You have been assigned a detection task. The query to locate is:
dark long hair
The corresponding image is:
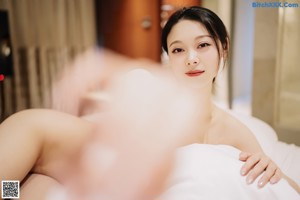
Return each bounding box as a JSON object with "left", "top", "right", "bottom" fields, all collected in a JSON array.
[{"left": 161, "top": 6, "right": 229, "bottom": 61}]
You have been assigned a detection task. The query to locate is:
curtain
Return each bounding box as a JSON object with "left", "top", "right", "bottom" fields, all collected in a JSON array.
[{"left": 0, "top": 0, "right": 97, "bottom": 122}]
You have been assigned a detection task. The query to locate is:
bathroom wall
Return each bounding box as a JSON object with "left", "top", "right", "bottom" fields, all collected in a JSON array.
[
  {"left": 252, "top": 2, "right": 300, "bottom": 145},
  {"left": 252, "top": 8, "right": 278, "bottom": 125},
  {"left": 275, "top": 6, "right": 300, "bottom": 139}
]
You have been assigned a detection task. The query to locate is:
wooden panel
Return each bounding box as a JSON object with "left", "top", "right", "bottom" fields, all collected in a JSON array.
[
  {"left": 97, "top": 0, "right": 161, "bottom": 61},
  {"left": 161, "top": 0, "right": 201, "bottom": 25},
  {"left": 163, "top": 0, "right": 201, "bottom": 7}
]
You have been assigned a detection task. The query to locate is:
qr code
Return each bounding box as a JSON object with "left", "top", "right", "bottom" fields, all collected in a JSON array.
[{"left": 1, "top": 180, "right": 20, "bottom": 199}]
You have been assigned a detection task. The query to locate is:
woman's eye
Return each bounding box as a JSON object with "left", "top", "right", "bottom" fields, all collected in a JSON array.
[
  {"left": 198, "top": 43, "right": 210, "bottom": 48},
  {"left": 171, "top": 48, "right": 183, "bottom": 54}
]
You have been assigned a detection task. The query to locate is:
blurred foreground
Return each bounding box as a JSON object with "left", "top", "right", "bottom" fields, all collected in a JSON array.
[{"left": 46, "top": 48, "right": 199, "bottom": 200}]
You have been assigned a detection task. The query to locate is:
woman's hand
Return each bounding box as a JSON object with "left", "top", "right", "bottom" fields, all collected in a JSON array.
[{"left": 239, "top": 152, "right": 282, "bottom": 188}]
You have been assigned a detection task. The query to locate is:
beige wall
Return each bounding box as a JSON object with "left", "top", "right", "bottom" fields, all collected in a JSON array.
[
  {"left": 252, "top": 8, "right": 278, "bottom": 125},
  {"left": 275, "top": 6, "right": 300, "bottom": 141},
  {"left": 252, "top": 4, "right": 300, "bottom": 145}
]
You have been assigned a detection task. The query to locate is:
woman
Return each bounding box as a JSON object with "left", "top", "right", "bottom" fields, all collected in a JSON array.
[
  {"left": 160, "top": 6, "right": 299, "bottom": 191},
  {"left": 0, "top": 6, "right": 299, "bottom": 200}
]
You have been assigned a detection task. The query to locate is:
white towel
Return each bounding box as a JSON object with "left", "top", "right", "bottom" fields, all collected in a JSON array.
[{"left": 159, "top": 144, "right": 299, "bottom": 200}]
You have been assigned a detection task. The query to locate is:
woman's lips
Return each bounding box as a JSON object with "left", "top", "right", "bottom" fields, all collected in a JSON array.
[{"left": 185, "top": 70, "right": 205, "bottom": 77}]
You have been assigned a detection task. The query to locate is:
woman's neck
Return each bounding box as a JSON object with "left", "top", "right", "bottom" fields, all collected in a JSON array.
[
  {"left": 188, "top": 83, "right": 215, "bottom": 119},
  {"left": 189, "top": 84, "right": 218, "bottom": 141},
  {"left": 175, "top": 79, "right": 216, "bottom": 126}
]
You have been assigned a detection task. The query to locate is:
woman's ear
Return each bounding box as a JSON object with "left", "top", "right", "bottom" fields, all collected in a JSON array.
[
  {"left": 223, "top": 37, "right": 230, "bottom": 60},
  {"left": 218, "top": 38, "right": 229, "bottom": 60}
]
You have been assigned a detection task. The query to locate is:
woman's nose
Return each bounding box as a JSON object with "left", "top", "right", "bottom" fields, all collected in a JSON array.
[{"left": 185, "top": 52, "right": 199, "bottom": 67}]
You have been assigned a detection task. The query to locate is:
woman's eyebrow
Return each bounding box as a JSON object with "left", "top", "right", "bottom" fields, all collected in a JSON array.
[
  {"left": 195, "top": 35, "right": 212, "bottom": 40},
  {"left": 169, "top": 35, "right": 213, "bottom": 48},
  {"left": 169, "top": 40, "right": 181, "bottom": 48}
]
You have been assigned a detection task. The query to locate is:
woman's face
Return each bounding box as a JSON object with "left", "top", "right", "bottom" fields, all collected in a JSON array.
[{"left": 167, "top": 20, "right": 220, "bottom": 89}]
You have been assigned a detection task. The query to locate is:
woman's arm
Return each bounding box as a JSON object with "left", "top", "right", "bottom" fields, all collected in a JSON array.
[
  {"left": 234, "top": 124, "right": 299, "bottom": 192},
  {"left": 223, "top": 113, "right": 283, "bottom": 188}
]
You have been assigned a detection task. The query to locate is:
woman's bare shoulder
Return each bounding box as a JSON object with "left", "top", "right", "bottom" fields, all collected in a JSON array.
[
  {"left": 213, "top": 108, "right": 261, "bottom": 152},
  {"left": 218, "top": 109, "right": 250, "bottom": 131}
]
